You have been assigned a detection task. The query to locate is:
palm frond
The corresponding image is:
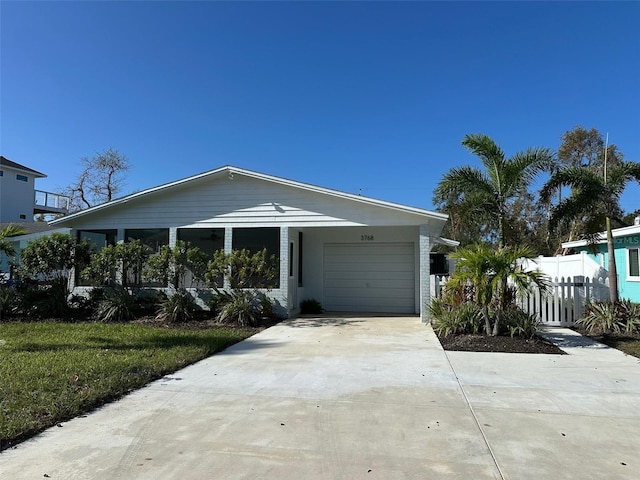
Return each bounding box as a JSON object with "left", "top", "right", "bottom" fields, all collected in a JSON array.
[{"left": 461, "top": 134, "right": 505, "bottom": 167}]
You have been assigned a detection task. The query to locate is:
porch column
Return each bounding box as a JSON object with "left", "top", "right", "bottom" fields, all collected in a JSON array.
[
  {"left": 278, "top": 226, "right": 289, "bottom": 315},
  {"left": 419, "top": 224, "right": 431, "bottom": 323},
  {"left": 223, "top": 227, "right": 233, "bottom": 290}
]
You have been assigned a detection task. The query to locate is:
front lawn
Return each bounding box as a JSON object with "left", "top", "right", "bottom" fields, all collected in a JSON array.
[{"left": 0, "top": 321, "right": 259, "bottom": 451}]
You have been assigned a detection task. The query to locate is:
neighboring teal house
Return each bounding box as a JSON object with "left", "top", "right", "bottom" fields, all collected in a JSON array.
[{"left": 562, "top": 223, "right": 640, "bottom": 302}]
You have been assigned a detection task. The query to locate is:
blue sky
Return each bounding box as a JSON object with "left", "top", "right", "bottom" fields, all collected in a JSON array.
[{"left": 2, "top": 1, "right": 639, "bottom": 212}]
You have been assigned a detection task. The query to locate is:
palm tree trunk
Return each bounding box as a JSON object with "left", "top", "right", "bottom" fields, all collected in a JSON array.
[
  {"left": 606, "top": 217, "right": 619, "bottom": 303},
  {"left": 492, "top": 310, "right": 500, "bottom": 337},
  {"left": 482, "top": 306, "right": 492, "bottom": 336}
]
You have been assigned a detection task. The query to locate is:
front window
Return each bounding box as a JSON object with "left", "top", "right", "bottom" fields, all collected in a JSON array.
[
  {"left": 628, "top": 248, "right": 640, "bottom": 279},
  {"left": 125, "top": 229, "right": 169, "bottom": 286},
  {"left": 232, "top": 227, "right": 280, "bottom": 288},
  {"left": 76, "top": 229, "right": 117, "bottom": 286},
  {"left": 177, "top": 228, "right": 225, "bottom": 287},
  {"left": 125, "top": 229, "right": 169, "bottom": 254}
]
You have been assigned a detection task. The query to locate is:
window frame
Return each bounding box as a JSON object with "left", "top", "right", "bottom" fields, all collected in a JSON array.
[{"left": 627, "top": 247, "right": 640, "bottom": 281}]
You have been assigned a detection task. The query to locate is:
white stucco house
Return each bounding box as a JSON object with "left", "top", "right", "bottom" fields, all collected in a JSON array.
[{"left": 50, "top": 166, "right": 450, "bottom": 321}]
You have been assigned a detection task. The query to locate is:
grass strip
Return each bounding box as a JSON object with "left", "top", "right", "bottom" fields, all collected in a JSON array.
[{"left": 0, "top": 321, "right": 258, "bottom": 450}]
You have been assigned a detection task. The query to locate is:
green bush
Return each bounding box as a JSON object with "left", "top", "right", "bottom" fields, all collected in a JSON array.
[
  {"left": 14, "top": 279, "right": 70, "bottom": 319},
  {"left": 156, "top": 290, "right": 200, "bottom": 323},
  {"left": 578, "top": 301, "right": 640, "bottom": 335},
  {"left": 96, "top": 289, "right": 137, "bottom": 323},
  {"left": 429, "top": 300, "right": 483, "bottom": 336},
  {"left": 300, "top": 298, "right": 323, "bottom": 314},
  {"left": 0, "top": 286, "right": 17, "bottom": 318},
  {"left": 216, "top": 290, "right": 262, "bottom": 326},
  {"left": 500, "top": 307, "right": 540, "bottom": 338}
]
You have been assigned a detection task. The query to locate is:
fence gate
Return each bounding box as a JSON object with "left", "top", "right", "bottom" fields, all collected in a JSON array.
[{"left": 430, "top": 275, "right": 609, "bottom": 326}]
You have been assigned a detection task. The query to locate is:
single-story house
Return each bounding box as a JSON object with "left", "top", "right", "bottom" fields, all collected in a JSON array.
[
  {"left": 562, "top": 222, "right": 640, "bottom": 302},
  {"left": 50, "top": 166, "right": 450, "bottom": 321}
]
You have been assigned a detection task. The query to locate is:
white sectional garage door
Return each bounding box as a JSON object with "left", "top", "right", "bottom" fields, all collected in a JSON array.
[{"left": 323, "top": 243, "right": 415, "bottom": 313}]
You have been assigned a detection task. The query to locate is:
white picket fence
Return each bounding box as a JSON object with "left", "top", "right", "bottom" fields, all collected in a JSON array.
[{"left": 430, "top": 275, "right": 609, "bottom": 326}]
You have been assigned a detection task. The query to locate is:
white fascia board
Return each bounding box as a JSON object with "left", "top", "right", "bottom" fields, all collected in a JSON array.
[
  {"left": 51, "top": 165, "right": 448, "bottom": 226},
  {"left": 561, "top": 225, "right": 640, "bottom": 249},
  {"left": 434, "top": 237, "right": 460, "bottom": 247}
]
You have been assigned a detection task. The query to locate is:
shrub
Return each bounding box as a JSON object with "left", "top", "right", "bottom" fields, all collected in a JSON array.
[
  {"left": 15, "top": 278, "right": 70, "bottom": 319},
  {"left": 429, "top": 300, "right": 483, "bottom": 336},
  {"left": 216, "top": 290, "right": 262, "bottom": 327},
  {"left": 95, "top": 289, "right": 137, "bottom": 323},
  {"left": 500, "top": 307, "right": 540, "bottom": 338},
  {"left": 300, "top": 298, "right": 323, "bottom": 314},
  {"left": 207, "top": 292, "right": 225, "bottom": 317},
  {"left": 578, "top": 301, "right": 640, "bottom": 334},
  {"left": 156, "top": 290, "right": 200, "bottom": 323},
  {"left": 257, "top": 292, "right": 276, "bottom": 321},
  {"left": 0, "top": 286, "right": 17, "bottom": 318}
]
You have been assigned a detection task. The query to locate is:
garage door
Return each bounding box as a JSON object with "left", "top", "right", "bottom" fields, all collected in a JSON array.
[{"left": 323, "top": 243, "right": 415, "bottom": 313}]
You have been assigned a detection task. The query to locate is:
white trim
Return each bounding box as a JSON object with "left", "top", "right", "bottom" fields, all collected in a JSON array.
[
  {"left": 562, "top": 225, "right": 640, "bottom": 249},
  {"left": 51, "top": 166, "right": 448, "bottom": 226},
  {"left": 627, "top": 247, "right": 640, "bottom": 282}
]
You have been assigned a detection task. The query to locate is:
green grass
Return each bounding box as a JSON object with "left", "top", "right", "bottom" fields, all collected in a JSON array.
[{"left": 0, "top": 321, "right": 258, "bottom": 450}]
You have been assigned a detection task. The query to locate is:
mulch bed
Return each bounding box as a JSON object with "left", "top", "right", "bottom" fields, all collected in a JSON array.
[{"left": 436, "top": 332, "right": 566, "bottom": 354}]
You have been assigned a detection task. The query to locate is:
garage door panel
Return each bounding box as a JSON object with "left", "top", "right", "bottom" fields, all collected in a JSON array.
[
  {"left": 325, "top": 287, "right": 415, "bottom": 299},
  {"left": 323, "top": 242, "right": 415, "bottom": 313},
  {"left": 324, "top": 244, "right": 411, "bottom": 256},
  {"left": 325, "top": 278, "right": 415, "bottom": 289},
  {"left": 324, "top": 266, "right": 414, "bottom": 277}
]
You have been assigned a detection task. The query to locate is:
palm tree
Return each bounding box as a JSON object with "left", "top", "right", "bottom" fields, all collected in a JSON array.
[
  {"left": 0, "top": 224, "right": 27, "bottom": 258},
  {"left": 541, "top": 162, "right": 640, "bottom": 303},
  {"left": 448, "top": 244, "right": 548, "bottom": 336},
  {"left": 434, "top": 134, "right": 554, "bottom": 249}
]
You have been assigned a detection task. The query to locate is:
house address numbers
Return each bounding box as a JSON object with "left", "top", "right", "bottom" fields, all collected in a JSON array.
[{"left": 361, "top": 235, "right": 374, "bottom": 241}]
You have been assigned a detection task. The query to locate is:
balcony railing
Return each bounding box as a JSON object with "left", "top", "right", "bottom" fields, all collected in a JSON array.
[{"left": 34, "top": 190, "right": 71, "bottom": 215}]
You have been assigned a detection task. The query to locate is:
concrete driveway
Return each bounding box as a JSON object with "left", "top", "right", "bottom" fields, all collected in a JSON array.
[{"left": 2, "top": 316, "right": 639, "bottom": 479}]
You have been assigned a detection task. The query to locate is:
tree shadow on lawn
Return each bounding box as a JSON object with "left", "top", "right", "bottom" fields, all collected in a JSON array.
[{"left": 13, "top": 332, "right": 273, "bottom": 354}]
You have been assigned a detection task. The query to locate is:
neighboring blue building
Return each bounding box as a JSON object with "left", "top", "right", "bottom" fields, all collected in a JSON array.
[{"left": 562, "top": 223, "right": 640, "bottom": 302}]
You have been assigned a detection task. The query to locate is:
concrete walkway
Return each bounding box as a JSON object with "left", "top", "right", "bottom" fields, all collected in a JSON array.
[{"left": 1, "top": 317, "right": 639, "bottom": 479}]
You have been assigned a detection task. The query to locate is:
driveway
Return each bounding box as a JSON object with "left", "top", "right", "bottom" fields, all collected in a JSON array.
[{"left": 2, "top": 316, "right": 639, "bottom": 479}]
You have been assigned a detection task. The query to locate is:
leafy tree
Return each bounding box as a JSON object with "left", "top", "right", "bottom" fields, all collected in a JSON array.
[
  {"left": 120, "top": 240, "right": 151, "bottom": 291},
  {"left": 205, "top": 248, "right": 278, "bottom": 290},
  {"left": 19, "top": 233, "right": 91, "bottom": 317},
  {"left": 558, "top": 126, "right": 623, "bottom": 171},
  {"left": 143, "top": 241, "right": 208, "bottom": 289},
  {"left": 553, "top": 126, "right": 625, "bottom": 251},
  {"left": 67, "top": 148, "right": 130, "bottom": 211},
  {"left": 81, "top": 239, "right": 150, "bottom": 291},
  {"left": 20, "top": 233, "right": 91, "bottom": 283},
  {"left": 541, "top": 161, "right": 640, "bottom": 303},
  {"left": 621, "top": 209, "right": 640, "bottom": 226},
  {"left": 434, "top": 134, "right": 554, "bottom": 249},
  {"left": 448, "top": 244, "right": 548, "bottom": 336},
  {"left": 81, "top": 243, "right": 120, "bottom": 287}
]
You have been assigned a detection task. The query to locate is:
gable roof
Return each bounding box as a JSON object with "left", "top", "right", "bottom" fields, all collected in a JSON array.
[
  {"left": 51, "top": 165, "right": 448, "bottom": 226},
  {"left": 0, "top": 156, "right": 46, "bottom": 177},
  {"left": 562, "top": 224, "right": 640, "bottom": 249}
]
